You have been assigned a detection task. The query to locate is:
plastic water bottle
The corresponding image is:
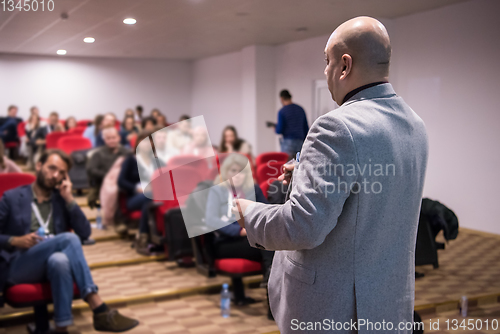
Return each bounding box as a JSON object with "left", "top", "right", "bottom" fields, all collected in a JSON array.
[
  {"left": 96, "top": 207, "right": 103, "bottom": 230},
  {"left": 460, "top": 296, "right": 468, "bottom": 317},
  {"left": 37, "top": 226, "right": 45, "bottom": 238},
  {"left": 220, "top": 283, "right": 230, "bottom": 318}
]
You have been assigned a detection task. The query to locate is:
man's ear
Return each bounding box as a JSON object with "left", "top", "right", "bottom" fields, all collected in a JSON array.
[
  {"left": 339, "top": 54, "right": 352, "bottom": 81},
  {"left": 35, "top": 161, "right": 42, "bottom": 172}
]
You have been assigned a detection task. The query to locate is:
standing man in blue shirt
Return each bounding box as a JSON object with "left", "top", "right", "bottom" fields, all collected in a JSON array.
[{"left": 274, "top": 90, "right": 309, "bottom": 159}]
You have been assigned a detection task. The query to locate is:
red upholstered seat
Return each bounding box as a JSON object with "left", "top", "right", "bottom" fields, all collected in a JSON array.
[
  {"left": 214, "top": 259, "right": 262, "bottom": 274},
  {"left": 0, "top": 173, "right": 36, "bottom": 198},
  {"left": 256, "top": 152, "right": 289, "bottom": 167},
  {"left": 57, "top": 136, "right": 92, "bottom": 154},
  {"left": 129, "top": 210, "right": 142, "bottom": 220},
  {"left": 6, "top": 283, "right": 79, "bottom": 307},
  {"left": 3, "top": 141, "right": 19, "bottom": 149},
  {"left": 256, "top": 161, "right": 284, "bottom": 185}
]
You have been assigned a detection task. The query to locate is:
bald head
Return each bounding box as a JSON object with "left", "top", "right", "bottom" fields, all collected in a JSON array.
[{"left": 324, "top": 16, "right": 391, "bottom": 104}]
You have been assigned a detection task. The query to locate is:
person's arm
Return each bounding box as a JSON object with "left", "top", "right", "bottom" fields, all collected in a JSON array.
[
  {"left": 118, "top": 157, "right": 138, "bottom": 194},
  {"left": 205, "top": 187, "right": 241, "bottom": 237},
  {"left": 86, "top": 150, "right": 107, "bottom": 182},
  {"left": 0, "top": 193, "right": 12, "bottom": 249},
  {"left": 275, "top": 110, "right": 285, "bottom": 135},
  {"left": 243, "top": 115, "right": 359, "bottom": 251}
]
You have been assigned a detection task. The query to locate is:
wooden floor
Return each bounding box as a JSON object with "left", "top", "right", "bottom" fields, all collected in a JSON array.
[{"left": 1, "top": 186, "right": 499, "bottom": 333}]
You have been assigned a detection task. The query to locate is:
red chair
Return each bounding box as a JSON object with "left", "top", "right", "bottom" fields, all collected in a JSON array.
[
  {"left": 66, "top": 126, "right": 86, "bottom": 136},
  {"left": 57, "top": 136, "right": 92, "bottom": 154},
  {"left": 256, "top": 152, "right": 289, "bottom": 167},
  {"left": 0, "top": 173, "right": 81, "bottom": 333},
  {"left": 0, "top": 173, "right": 35, "bottom": 198},
  {"left": 45, "top": 132, "right": 68, "bottom": 149},
  {"left": 129, "top": 134, "right": 137, "bottom": 149},
  {"left": 77, "top": 119, "right": 92, "bottom": 127},
  {"left": 191, "top": 233, "right": 262, "bottom": 304},
  {"left": 259, "top": 179, "right": 275, "bottom": 200},
  {"left": 16, "top": 121, "right": 26, "bottom": 138},
  {"left": 256, "top": 161, "right": 284, "bottom": 185}
]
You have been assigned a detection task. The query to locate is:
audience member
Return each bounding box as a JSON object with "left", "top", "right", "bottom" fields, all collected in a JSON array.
[
  {"left": 124, "top": 109, "right": 135, "bottom": 119},
  {"left": 86, "top": 127, "right": 129, "bottom": 212},
  {"left": 141, "top": 117, "right": 157, "bottom": 132},
  {"left": 122, "top": 116, "right": 139, "bottom": 143},
  {"left": 0, "top": 140, "right": 22, "bottom": 173},
  {"left": 24, "top": 113, "right": 42, "bottom": 169},
  {"left": 83, "top": 114, "right": 104, "bottom": 147},
  {"left": 0, "top": 149, "right": 138, "bottom": 332},
  {"left": 165, "top": 116, "right": 192, "bottom": 156},
  {"left": 32, "top": 111, "right": 64, "bottom": 162},
  {"left": 218, "top": 125, "right": 252, "bottom": 155},
  {"left": 156, "top": 114, "right": 168, "bottom": 128},
  {"left": 135, "top": 105, "right": 144, "bottom": 121},
  {"left": 0, "top": 105, "right": 19, "bottom": 144},
  {"left": 29, "top": 106, "right": 40, "bottom": 117},
  {"left": 274, "top": 89, "right": 309, "bottom": 158},
  {"left": 150, "top": 108, "right": 161, "bottom": 119},
  {"left": 118, "top": 130, "right": 160, "bottom": 255},
  {"left": 182, "top": 126, "right": 217, "bottom": 158},
  {"left": 65, "top": 116, "right": 77, "bottom": 131},
  {"left": 95, "top": 113, "right": 128, "bottom": 147},
  {"left": 205, "top": 153, "right": 274, "bottom": 298}
]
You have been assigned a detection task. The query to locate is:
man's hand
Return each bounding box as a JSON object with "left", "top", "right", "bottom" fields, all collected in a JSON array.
[
  {"left": 10, "top": 233, "right": 43, "bottom": 249},
  {"left": 35, "top": 139, "right": 45, "bottom": 145},
  {"left": 239, "top": 228, "right": 247, "bottom": 237},
  {"left": 278, "top": 163, "right": 295, "bottom": 185},
  {"left": 232, "top": 198, "right": 254, "bottom": 228},
  {"left": 57, "top": 176, "right": 74, "bottom": 203}
]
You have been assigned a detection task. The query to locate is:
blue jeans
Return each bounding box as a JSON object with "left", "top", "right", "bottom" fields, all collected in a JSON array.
[
  {"left": 126, "top": 193, "right": 152, "bottom": 234},
  {"left": 7, "top": 233, "right": 98, "bottom": 327},
  {"left": 280, "top": 138, "right": 304, "bottom": 159}
]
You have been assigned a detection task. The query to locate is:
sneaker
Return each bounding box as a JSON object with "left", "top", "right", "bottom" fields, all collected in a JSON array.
[
  {"left": 114, "top": 223, "right": 128, "bottom": 236},
  {"left": 135, "top": 233, "right": 150, "bottom": 256},
  {"left": 93, "top": 309, "right": 139, "bottom": 332}
]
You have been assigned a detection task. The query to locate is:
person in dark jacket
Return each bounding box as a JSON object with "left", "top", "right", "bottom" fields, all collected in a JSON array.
[
  {"left": 86, "top": 127, "right": 129, "bottom": 210},
  {"left": 0, "top": 150, "right": 138, "bottom": 332},
  {"left": 118, "top": 130, "right": 161, "bottom": 254},
  {"left": 205, "top": 153, "right": 274, "bottom": 288},
  {"left": 0, "top": 105, "right": 20, "bottom": 144}
]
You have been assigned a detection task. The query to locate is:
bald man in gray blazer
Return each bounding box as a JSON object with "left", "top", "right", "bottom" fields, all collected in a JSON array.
[{"left": 234, "top": 17, "right": 428, "bottom": 334}]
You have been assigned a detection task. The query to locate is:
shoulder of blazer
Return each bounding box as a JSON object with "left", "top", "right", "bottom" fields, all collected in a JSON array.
[{"left": 4, "top": 184, "right": 32, "bottom": 202}]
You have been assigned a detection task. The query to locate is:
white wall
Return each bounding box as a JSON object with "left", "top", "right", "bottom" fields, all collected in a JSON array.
[
  {"left": 0, "top": 54, "right": 192, "bottom": 123},
  {"left": 190, "top": 51, "right": 242, "bottom": 148},
  {"left": 390, "top": 0, "right": 500, "bottom": 234}
]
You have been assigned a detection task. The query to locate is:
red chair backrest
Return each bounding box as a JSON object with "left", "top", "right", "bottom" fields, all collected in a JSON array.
[
  {"left": 77, "top": 119, "right": 92, "bottom": 127},
  {"left": 17, "top": 121, "right": 26, "bottom": 138},
  {"left": 0, "top": 173, "right": 36, "bottom": 198},
  {"left": 67, "top": 126, "right": 86, "bottom": 136},
  {"left": 45, "top": 132, "right": 68, "bottom": 149},
  {"left": 256, "top": 152, "right": 289, "bottom": 167},
  {"left": 115, "top": 120, "right": 121, "bottom": 130},
  {"left": 129, "top": 134, "right": 137, "bottom": 149},
  {"left": 256, "top": 161, "right": 284, "bottom": 185},
  {"left": 57, "top": 136, "right": 92, "bottom": 154}
]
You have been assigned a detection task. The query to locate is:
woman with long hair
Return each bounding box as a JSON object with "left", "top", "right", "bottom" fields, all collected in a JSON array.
[
  {"left": 65, "top": 116, "right": 77, "bottom": 131},
  {"left": 218, "top": 125, "right": 252, "bottom": 155},
  {"left": 205, "top": 153, "right": 273, "bottom": 305}
]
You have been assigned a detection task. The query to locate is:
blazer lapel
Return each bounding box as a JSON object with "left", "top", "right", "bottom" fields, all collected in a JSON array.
[{"left": 19, "top": 186, "right": 33, "bottom": 234}]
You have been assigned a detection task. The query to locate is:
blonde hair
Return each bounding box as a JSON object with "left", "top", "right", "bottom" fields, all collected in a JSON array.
[{"left": 215, "top": 153, "right": 254, "bottom": 190}]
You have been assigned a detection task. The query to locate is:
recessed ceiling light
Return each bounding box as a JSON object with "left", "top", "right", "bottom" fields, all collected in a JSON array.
[
  {"left": 57, "top": 49, "right": 67, "bottom": 55},
  {"left": 83, "top": 37, "right": 95, "bottom": 43},
  {"left": 123, "top": 18, "right": 136, "bottom": 25}
]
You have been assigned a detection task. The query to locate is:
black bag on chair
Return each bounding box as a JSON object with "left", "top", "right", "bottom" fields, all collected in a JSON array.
[{"left": 69, "top": 149, "right": 91, "bottom": 191}]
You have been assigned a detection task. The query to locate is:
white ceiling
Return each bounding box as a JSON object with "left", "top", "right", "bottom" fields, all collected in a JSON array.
[{"left": 0, "top": 0, "right": 468, "bottom": 60}]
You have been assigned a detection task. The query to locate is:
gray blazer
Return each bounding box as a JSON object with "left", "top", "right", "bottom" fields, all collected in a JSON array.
[{"left": 244, "top": 83, "right": 428, "bottom": 334}]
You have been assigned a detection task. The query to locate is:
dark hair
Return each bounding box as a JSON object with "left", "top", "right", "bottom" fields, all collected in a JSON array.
[
  {"left": 219, "top": 125, "right": 244, "bottom": 153},
  {"left": 280, "top": 89, "right": 292, "bottom": 100},
  {"left": 7, "top": 105, "right": 17, "bottom": 112},
  {"left": 38, "top": 149, "right": 73, "bottom": 170},
  {"left": 93, "top": 114, "right": 104, "bottom": 136},
  {"left": 151, "top": 108, "right": 160, "bottom": 116},
  {"left": 141, "top": 116, "right": 157, "bottom": 129},
  {"left": 179, "top": 115, "right": 190, "bottom": 122},
  {"left": 49, "top": 111, "right": 59, "bottom": 118},
  {"left": 136, "top": 105, "right": 143, "bottom": 113}
]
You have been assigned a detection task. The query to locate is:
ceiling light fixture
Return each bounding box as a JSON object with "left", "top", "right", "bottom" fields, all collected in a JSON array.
[
  {"left": 83, "top": 37, "right": 95, "bottom": 43},
  {"left": 123, "top": 18, "right": 136, "bottom": 25},
  {"left": 56, "top": 49, "right": 67, "bottom": 55}
]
